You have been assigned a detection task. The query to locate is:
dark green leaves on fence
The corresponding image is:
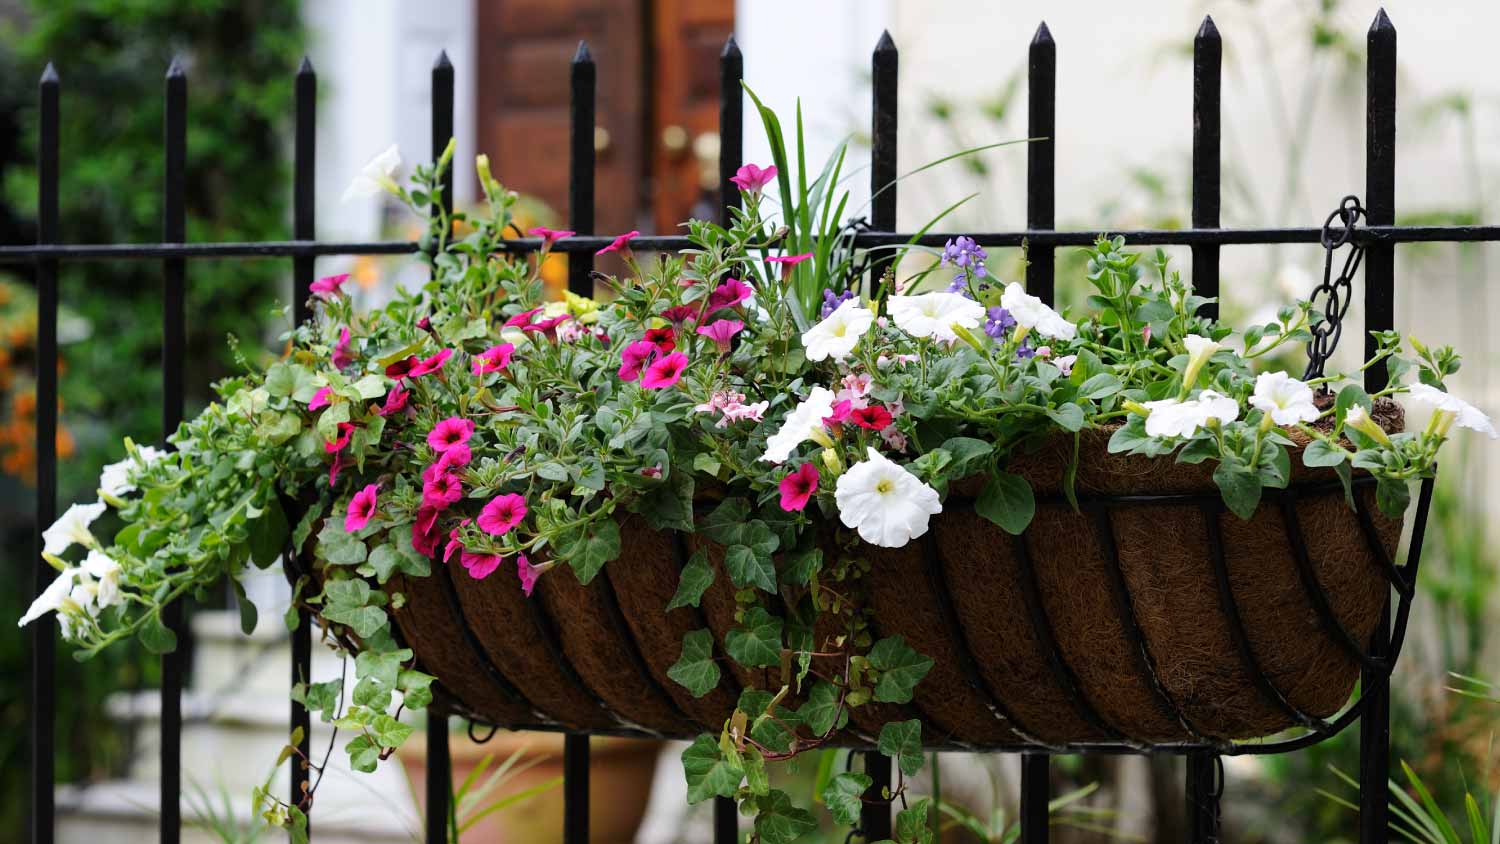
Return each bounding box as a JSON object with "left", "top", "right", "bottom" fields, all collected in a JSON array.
[
  {"left": 681, "top": 734, "right": 742, "bottom": 804},
  {"left": 667, "top": 629, "right": 721, "bottom": 698},
  {"left": 753, "top": 789, "right": 818, "bottom": 844},
  {"left": 821, "top": 771, "right": 873, "bottom": 826},
  {"left": 667, "top": 548, "right": 715, "bottom": 610},
  {"left": 868, "top": 636, "right": 934, "bottom": 704},
  {"left": 725, "top": 607, "right": 783, "bottom": 667},
  {"left": 878, "top": 719, "right": 924, "bottom": 776}
]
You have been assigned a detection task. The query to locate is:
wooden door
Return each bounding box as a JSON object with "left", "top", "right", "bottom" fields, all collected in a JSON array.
[{"left": 648, "top": 0, "right": 736, "bottom": 234}]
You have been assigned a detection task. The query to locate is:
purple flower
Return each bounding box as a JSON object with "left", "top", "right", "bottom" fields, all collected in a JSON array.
[
  {"left": 820, "top": 288, "right": 856, "bottom": 319},
  {"left": 1015, "top": 337, "right": 1037, "bottom": 360},
  {"left": 942, "top": 235, "right": 989, "bottom": 287},
  {"left": 984, "top": 306, "right": 1016, "bottom": 339}
]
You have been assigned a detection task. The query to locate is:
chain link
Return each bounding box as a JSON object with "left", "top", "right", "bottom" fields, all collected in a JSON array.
[{"left": 1302, "top": 195, "right": 1366, "bottom": 383}]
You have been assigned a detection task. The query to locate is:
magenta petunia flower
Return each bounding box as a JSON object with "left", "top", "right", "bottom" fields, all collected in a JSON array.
[
  {"left": 461, "top": 550, "right": 502, "bottom": 580},
  {"left": 421, "top": 471, "right": 463, "bottom": 510},
  {"left": 443, "top": 517, "right": 473, "bottom": 564},
  {"left": 385, "top": 355, "right": 419, "bottom": 380},
  {"left": 307, "top": 386, "right": 332, "bottom": 411},
  {"left": 438, "top": 442, "right": 472, "bottom": 470},
  {"left": 331, "top": 326, "right": 354, "bottom": 369},
  {"left": 695, "top": 319, "right": 744, "bottom": 353},
  {"left": 521, "top": 314, "right": 571, "bottom": 341},
  {"left": 377, "top": 383, "right": 409, "bottom": 416},
  {"left": 640, "top": 352, "right": 689, "bottom": 390},
  {"left": 765, "top": 252, "right": 814, "bottom": 267},
  {"left": 643, "top": 326, "right": 676, "bottom": 354},
  {"left": 478, "top": 493, "right": 528, "bottom": 536},
  {"left": 427, "top": 416, "right": 475, "bottom": 453},
  {"left": 779, "top": 462, "right": 820, "bottom": 512},
  {"left": 850, "top": 405, "right": 894, "bottom": 431},
  {"left": 596, "top": 230, "right": 640, "bottom": 256},
  {"left": 471, "top": 343, "right": 515, "bottom": 375},
  {"left": 327, "top": 452, "right": 343, "bottom": 488},
  {"left": 618, "top": 339, "right": 660, "bottom": 382},
  {"left": 823, "top": 400, "right": 853, "bottom": 426},
  {"left": 344, "top": 483, "right": 379, "bottom": 532},
  {"left": 503, "top": 307, "right": 543, "bottom": 330},
  {"left": 707, "top": 278, "right": 753, "bottom": 312},
  {"left": 529, "top": 226, "right": 575, "bottom": 247},
  {"left": 516, "top": 554, "right": 540, "bottom": 596},
  {"left": 411, "top": 507, "right": 442, "bottom": 557},
  {"left": 408, "top": 348, "right": 453, "bottom": 378},
  {"left": 730, "top": 163, "right": 777, "bottom": 194},
  {"left": 310, "top": 273, "right": 350, "bottom": 298},
  {"left": 324, "top": 421, "right": 355, "bottom": 454},
  {"left": 660, "top": 305, "right": 698, "bottom": 326}
]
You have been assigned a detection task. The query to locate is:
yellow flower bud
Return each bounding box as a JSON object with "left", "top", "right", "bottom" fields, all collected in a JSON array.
[
  {"left": 1345, "top": 404, "right": 1393, "bottom": 448},
  {"left": 1123, "top": 400, "right": 1151, "bottom": 417},
  {"left": 821, "top": 448, "right": 844, "bottom": 477}
]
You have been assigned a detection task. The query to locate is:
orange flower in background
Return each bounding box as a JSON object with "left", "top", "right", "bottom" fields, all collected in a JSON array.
[{"left": 0, "top": 278, "right": 75, "bottom": 486}]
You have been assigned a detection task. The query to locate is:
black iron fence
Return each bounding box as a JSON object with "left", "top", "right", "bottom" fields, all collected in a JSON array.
[{"left": 12, "top": 7, "right": 1484, "bottom": 844}]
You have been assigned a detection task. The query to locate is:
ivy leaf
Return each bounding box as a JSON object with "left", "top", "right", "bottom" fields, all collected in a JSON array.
[
  {"left": 867, "top": 636, "right": 934, "bottom": 704},
  {"left": 681, "top": 735, "right": 743, "bottom": 804},
  {"left": 799, "top": 680, "right": 846, "bottom": 735},
  {"left": 754, "top": 789, "right": 818, "bottom": 844},
  {"left": 315, "top": 517, "right": 368, "bottom": 566},
  {"left": 724, "top": 544, "right": 777, "bottom": 593},
  {"left": 322, "top": 579, "right": 389, "bottom": 639},
  {"left": 1303, "top": 439, "right": 1347, "bottom": 468},
  {"left": 895, "top": 798, "right": 934, "bottom": 844},
  {"left": 878, "top": 719, "right": 924, "bottom": 777},
  {"left": 291, "top": 679, "right": 343, "bottom": 722},
  {"left": 975, "top": 472, "right": 1035, "bottom": 535},
  {"left": 1213, "top": 460, "right": 1262, "bottom": 520},
  {"left": 369, "top": 713, "right": 413, "bottom": 748},
  {"left": 667, "top": 629, "right": 721, "bottom": 698},
  {"left": 346, "top": 733, "right": 380, "bottom": 773},
  {"left": 700, "top": 498, "right": 752, "bottom": 545},
  {"left": 558, "top": 519, "right": 621, "bottom": 585},
  {"left": 724, "top": 607, "right": 783, "bottom": 668},
  {"left": 667, "top": 548, "right": 715, "bottom": 611},
  {"left": 634, "top": 469, "right": 695, "bottom": 531},
  {"left": 821, "top": 772, "right": 873, "bottom": 826},
  {"left": 739, "top": 689, "right": 802, "bottom": 754},
  {"left": 783, "top": 548, "right": 823, "bottom": 586},
  {"left": 366, "top": 537, "right": 430, "bottom": 584}
]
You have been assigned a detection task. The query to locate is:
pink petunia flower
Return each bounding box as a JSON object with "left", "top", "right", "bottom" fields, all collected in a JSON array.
[
  {"left": 472, "top": 343, "right": 515, "bottom": 376},
  {"left": 850, "top": 405, "right": 894, "bottom": 431},
  {"left": 386, "top": 356, "right": 419, "bottom": 380},
  {"left": 444, "top": 517, "right": 473, "bottom": 564},
  {"left": 707, "top": 278, "right": 753, "bottom": 312},
  {"left": 765, "top": 253, "right": 813, "bottom": 267},
  {"left": 310, "top": 273, "right": 350, "bottom": 298},
  {"left": 325, "top": 421, "right": 355, "bottom": 454},
  {"left": 836, "top": 372, "right": 872, "bottom": 410},
  {"left": 478, "top": 493, "right": 528, "bottom": 536},
  {"left": 660, "top": 305, "right": 698, "bottom": 326},
  {"left": 308, "top": 386, "right": 332, "bottom": 411},
  {"left": 421, "top": 471, "right": 463, "bottom": 509},
  {"left": 643, "top": 326, "right": 676, "bottom": 354},
  {"left": 640, "top": 352, "right": 689, "bottom": 389},
  {"left": 345, "top": 483, "right": 379, "bottom": 532},
  {"left": 408, "top": 348, "right": 453, "bottom": 378},
  {"left": 438, "top": 442, "right": 472, "bottom": 470},
  {"left": 427, "top": 416, "right": 475, "bottom": 453},
  {"left": 516, "top": 554, "right": 541, "bottom": 596},
  {"left": 823, "top": 400, "right": 853, "bottom": 427},
  {"left": 881, "top": 427, "right": 909, "bottom": 452},
  {"left": 461, "top": 550, "right": 502, "bottom": 580},
  {"left": 411, "top": 507, "right": 442, "bottom": 557},
  {"left": 503, "top": 307, "right": 543, "bottom": 330},
  {"left": 618, "top": 339, "right": 660, "bottom": 382},
  {"left": 529, "top": 226, "right": 575, "bottom": 247},
  {"left": 730, "top": 163, "right": 777, "bottom": 194},
  {"left": 596, "top": 230, "right": 640, "bottom": 256},
  {"left": 331, "top": 327, "right": 354, "bottom": 369},
  {"left": 521, "top": 314, "right": 571, "bottom": 341},
  {"left": 328, "top": 452, "right": 343, "bottom": 488},
  {"left": 377, "top": 383, "right": 409, "bottom": 416},
  {"left": 696, "top": 319, "right": 744, "bottom": 353},
  {"left": 778, "top": 462, "right": 820, "bottom": 512}
]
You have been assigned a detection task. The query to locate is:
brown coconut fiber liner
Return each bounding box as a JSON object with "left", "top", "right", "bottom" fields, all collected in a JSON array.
[{"left": 376, "top": 409, "right": 1406, "bottom": 747}]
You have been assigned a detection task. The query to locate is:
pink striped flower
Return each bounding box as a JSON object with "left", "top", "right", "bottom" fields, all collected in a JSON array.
[
  {"left": 327, "top": 452, "right": 343, "bottom": 488},
  {"left": 478, "top": 493, "right": 528, "bottom": 536},
  {"left": 823, "top": 400, "right": 853, "bottom": 426},
  {"left": 307, "top": 386, "right": 332, "bottom": 411},
  {"left": 385, "top": 355, "right": 419, "bottom": 380},
  {"left": 471, "top": 343, "right": 515, "bottom": 375},
  {"left": 521, "top": 314, "right": 571, "bottom": 341},
  {"left": 660, "top": 305, "right": 698, "bottom": 326},
  {"left": 437, "top": 442, "right": 471, "bottom": 470},
  {"left": 461, "top": 550, "right": 502, "bottom": 580},
  {"left": 640, "top": 352, "right": 689, "bottom": 390},
  {"left": 778, "top": 462, "right": 820, "bottom": 512},
  {"left": 696, "top": 319, "right": 744, "bottom": 353},
  {"left": 324, "top": 422, "right": 355, "bottom": 454},
  {"left": 344, "top": 483, "right": 379, "bottom": 532},
  {"left": 310, "top": 273, "right": 350, "bottom": 298},
  {"left": 427, "top": 416, "right": 475, "bottom": 453},
  {"left": 596, "top": 230, "right": 640, "bottom": 256}
]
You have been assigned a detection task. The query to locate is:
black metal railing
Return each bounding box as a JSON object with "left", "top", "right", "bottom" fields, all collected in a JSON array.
[{"left": 16, "top": 8, "right": 1472, "bottom": 844}]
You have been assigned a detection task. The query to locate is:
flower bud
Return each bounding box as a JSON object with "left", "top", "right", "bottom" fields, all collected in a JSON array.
[
  {"left": 821, "top": 448, "right": 844, "bottom": 477},
  {"left": 1123, "top": 400, "right": 1151, "bottom": 417},
  {"left": 950, "top": 323, "right": 987, "bottom": 355},
  {"left": 1345, "top": 404, "right": 1393, "bottom": 448}
]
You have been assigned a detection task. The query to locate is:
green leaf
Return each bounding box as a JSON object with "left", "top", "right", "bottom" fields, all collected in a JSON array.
[
  {"left": 740, "top": 689, "right": 802, "bottom": 754},
  {"left": 232, "top": 579, "right": 258, "bottom": 635},
  {"left": 557, "top": 518, "right": 621, "bottom": 584},
  {"left": 1376, "top": 476, "right": 1411, "bottom": 518},
  {"left": 725, "top": 607, "right": 783, "bottom": 668},
  {"left": 754, "top": 789, "right": 818, "bottom": 844},
  {"left": 895, "top": 798, "right": 934, "bottom": 844},
  {"left": 878, "top": 719, "right": 924, "bottom": 777},
  {"left": 290, "top": 679, "right": 343, "bottom": 721},
  {"left": 346, "top": 733, "right": 380, "bottom": 773},
  {"left": 1336, "top": 384, "right": 1374, "bottom": 421},
  {"left": 1107, "top": 415, "right": 1151, "bottom": 454},
  {"left": 799, "top": 681, "right": 845, "bottom": 735},
  {"left": 634, "top": 469, "right": 695, "bottom": 531},
  {"left": 867, "top": 636, "right": 934, "bottom": 704},
  {"left": 681, "top": 735, "right": 743, "bottom": 804},
  {"left": 667, "top": 548, "right": 715, "bottom": 610},
  {"left": 821, "top": 772, "right": 872, "bottom": 826},
  {"left": 246, "top": 496, "right": 289, "bottom": 569},
  {"left": 322, "top": 578, "right": 389, "bottom": 638},
  {"left": 783, "top": 548, "right": 823, "bottom": 586},
  {"left": 1076, "top": 373, "right": 1123, "bottom": 400},
  {"left": 939, "top": 437, "right": 992, "bottom": 478},
  {"left": 1213, "top": 461, "right": 1262, "bottom": 520},
  {"left": 138, "top": 611, "right": 178, "bottom": 654},
  {"left": 1046, "top": 402, "right": 1086, "bottom": 432},
  {"left": 725, "top": 544, "right": 777, "bottom": 592},
  {"left": 667, "top": 629, "right": 722, "bottom": 698},
  {"left": 315, "top": 517, "right": 367, "bottom": 566},
  {"left": 1303, "top": 438, "right": 1347, "bottom": 468},
  {"left": 1175, "top": 435, "right": 1219, "bottom": 465},
  {"left": 700, "top": 498, "right": 752, "bottom": 545},
  {"left": 975, "top": 472, "right": 1035, "bottom": 535}
]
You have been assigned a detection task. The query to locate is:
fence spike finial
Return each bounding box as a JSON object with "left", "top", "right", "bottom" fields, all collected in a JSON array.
[
  {"left": 166, "top": 56, "right": 185, "bottom": 79},
  {"left": 40, "top": 61, "right": 58, "bottom": 85},
  {"left": 434, "top": 48, "right": 452, "bottom": 70},
  {"left": 1032, "top": 20, "right": 1053, "bottom": 45},
  {"left": 1371, "top": 7, "right": 1394, "bottom": 33},
  {"left": 1197, "top": 14, "right": 1219, "bottom": 41},
  {"left": 721, "top": 33, "right": 740, "bottom": 58},
  {"left": 875, "top": 29, "right": 896, "bottom": 54},
  {"left": 573, "top": 40, "right": 593, "bottom": 64},
  {"left": 297, "top": 54, "right": 315, "bottom": 76}
]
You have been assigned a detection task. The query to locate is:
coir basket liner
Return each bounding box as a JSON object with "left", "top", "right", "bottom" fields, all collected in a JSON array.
[{"left": 374, "top": 426, "right": 1405, "bottom": 750}]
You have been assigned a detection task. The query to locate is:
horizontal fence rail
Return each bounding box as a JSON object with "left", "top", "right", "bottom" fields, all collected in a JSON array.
[{"left": 20, "top": 8, "right": 1473, "bottom": 844}]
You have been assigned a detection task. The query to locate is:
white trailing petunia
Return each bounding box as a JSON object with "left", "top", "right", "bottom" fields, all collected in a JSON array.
[
  {"left": 341, "top": 144, "right": 402, "bottom": 203},
  {"left": 888, "top": 292, "right": 985, "bottom": 342},
  {"left": 98, "top": 444, "right": 167, "bottom": 500},
  {"left": 1345, "top": 404, "right": 1394, "bottom": 447},
  {"left": 1143, "top": 390, "right": 1240, "bottom": 438},
  {"left": 1249, "top": 371, "right": 1321, "bottom": 426},
  {"left": 759, "top": 387, "right": 837, "bottom": 464},
  {"left": 834, "top": 448, "right": 943, "bottom": 548},
  {"left": 18, "top": 567, "right": 78, "bottom": 629},
  {"left": 801, "top": 298, "right": 875, "bottom": 362},
  {"left": 999, "top": 282, "right": 1077, "bottom": 340},
  {"left": 81, "top": 549, "right": 123, "bottom": 611},
  {"left": 1409, "top": 383, "right": 1499, "bottom": 439},
  {"left": 41, "top": 501, "right": 106, "bottom": 557},
  {"left": 1180, "top": 334, "right": 1221, "bottom": 387}
]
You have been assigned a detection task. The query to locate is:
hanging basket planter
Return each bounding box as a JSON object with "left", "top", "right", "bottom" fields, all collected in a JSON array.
[{"left": 371, "top": 419, "right": 1427, "bottom": 753}]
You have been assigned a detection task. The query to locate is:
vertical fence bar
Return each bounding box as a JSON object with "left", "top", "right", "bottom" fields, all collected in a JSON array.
[
  {"left": 861, "top": 751, "right": 893, "bottom": 843},
  {"left": 1186, "top": 752, "right": 1220, "bottom": 843},
  {"left": 568, "top": 42, "right": 595, "bottom": 298},
  {"left": 1020, "top": 753, "right": 1049, "bottom": 844},
  {"left": 869, "top": 30, "right": 897, "bottom": 289},
  {"left": 1026, "top": 23, "right": 1056, "bottom": 305},
  {"left": 1191, "top": 16, "right": 1221, "bottom": 319},
  {"left": 425, "top": 50, "right": 456, "bottom": 844},
  {"left": 714, "top": 794, "right": 738, "bottom": 844},
  {"left": 718, "top": 35, "right": 743, "bottom": 228},
  {"left": 563, "top": 735, "right": 590, "bottom": 844},
  {"left": 159, "top": 58, "right": 187, "bottom": 844},
  {"left": 290, "top": 56, "right": 316, "bottom": 836},
  {"left": 1359, "top": 10, "right": 1396, "bottom": 844},
  {"left": 30, "top": 62, "right": 59, "bottom": 844}
]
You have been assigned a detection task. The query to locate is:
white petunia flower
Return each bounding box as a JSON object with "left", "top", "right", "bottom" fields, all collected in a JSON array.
[
  {"left": 18, "top": 567, "right": 78, "bottom": 629},
  {"left": 42, "top": 501, "right": 106, "bottom": 557},
  {"left": 1143, "top": 390, "right": 1240, "bottom": 438},
  {"left": 81, "top": 549, "right": 123, "bottom": 611},
  {"left": 1181, "top": 334, "right": 1221, "bottom": 387},
  {"left": 1249, "top": 371, "right": 1321, "bottom": 426},
  {"left": 341, "top": 144, "right": 402, "bottom": 203},
  {"left": 760, "top": 387, "right": 837, "bottom": 464},
  {"left": 98, "top": 445, "right": 167, "bottom": 500},
  {"left": 999, "top": 282, "right": 1077, "bottom": 340},
  {"left": 1409, "top": 383, "right": 1499, "bottom": 439},
  {"left": 888, "top": 292, "right": 985, "bottom": 341},
  {"left": 801, "top": 298, "right": 875, "bottom": 362},
  {"left": 834, "top": 448, "right": 943, "bottom": 548},
  {"left": 1345, "top": 404, "right": 1395, "bottom": 447}
]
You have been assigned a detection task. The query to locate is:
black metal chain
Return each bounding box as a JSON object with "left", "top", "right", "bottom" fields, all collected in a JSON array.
[{"left": 1302, "top": 195, "right": 1366, "bottom": 382}]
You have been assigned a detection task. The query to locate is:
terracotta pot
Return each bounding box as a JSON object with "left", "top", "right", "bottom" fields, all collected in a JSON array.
[
  {"left": 399, "top": 731, "right": 662, "bottom": 843},
  {"left": 382, "top": 427, "right": 1407, "bottom": 748}
]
